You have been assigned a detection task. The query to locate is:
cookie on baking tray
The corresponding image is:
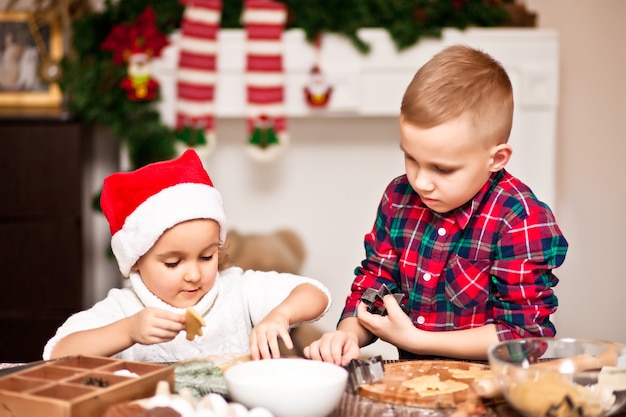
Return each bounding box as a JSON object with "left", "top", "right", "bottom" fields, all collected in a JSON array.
[{"left": 184, "top": 308, "right": 205, "bottom": 341}]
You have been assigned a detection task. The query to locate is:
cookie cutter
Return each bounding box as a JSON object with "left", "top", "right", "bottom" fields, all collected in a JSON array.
[
  {"left": 360, "top": 284, "right": 407, "bottom": 316},
  {"left": 347, "top": 355, "right": 385, "bottom": 392}
]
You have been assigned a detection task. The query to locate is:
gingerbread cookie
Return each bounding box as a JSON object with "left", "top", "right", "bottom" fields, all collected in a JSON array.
[
  {"left": 402, "top": 374, "right": 469, "bottom": 397},
  {"left": 184, "top": 308, "right": 205, "bottom": 341}
]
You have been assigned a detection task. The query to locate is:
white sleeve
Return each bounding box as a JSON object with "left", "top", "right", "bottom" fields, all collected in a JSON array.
[
  {"left": 42, "top": 288, "right": 141, "bottom": 360},
  {"left": 239, "top": 269, "right": 332, "bottom": 327}
]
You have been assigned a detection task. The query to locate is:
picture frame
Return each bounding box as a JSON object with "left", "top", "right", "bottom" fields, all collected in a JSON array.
[{"left": 0, "top": 11, "right": 63, "bottom": 108}]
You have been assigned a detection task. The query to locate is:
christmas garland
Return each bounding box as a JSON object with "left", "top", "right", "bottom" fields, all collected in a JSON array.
[{"left": 61, "top": 0, "right": 517, "bottom": 176}]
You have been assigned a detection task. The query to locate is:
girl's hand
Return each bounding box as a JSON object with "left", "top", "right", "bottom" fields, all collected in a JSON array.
[
  {"left": 129, "top": 307, "right": 186, "bottom": 345},
  {"left": 249, "top": 311, "right": 292, "bottom": 360}
]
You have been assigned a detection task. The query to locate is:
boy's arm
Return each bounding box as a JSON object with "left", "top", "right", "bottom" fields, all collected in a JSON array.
[
  {"left": 405, "top": 324, "right": 499, "bottom": 359},
  {"left": 490, "top": 209, "right": 567, "bottom": 339},
  {"left": 358, "top": 295, "right": 499, "bottom": 360},
  {"left": 303, "top": 316, "right": 372, "bottom": 366}
]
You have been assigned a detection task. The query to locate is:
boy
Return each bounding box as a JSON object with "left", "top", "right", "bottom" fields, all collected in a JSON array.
[
  {"left": 44, "top": 150, "right": 331, "bottom": 362},
  {"left": 304, "top": 45, "right": 568, "bottom": 365}
]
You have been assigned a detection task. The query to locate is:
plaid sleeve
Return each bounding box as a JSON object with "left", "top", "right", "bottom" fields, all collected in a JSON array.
[
  {"left": 340, "top": 185, "right": 402, "bottom": 320},
  {"left": 491, "top": 207, "right": 568, "bottom": 340}
]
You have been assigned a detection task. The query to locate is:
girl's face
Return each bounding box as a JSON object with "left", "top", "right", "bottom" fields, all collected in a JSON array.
[
  {"left": 132, "top": 219, "right": 220, "bottom": 308},
  {"left": 400, "top": 113, "right": 511, "bottom": 214}
]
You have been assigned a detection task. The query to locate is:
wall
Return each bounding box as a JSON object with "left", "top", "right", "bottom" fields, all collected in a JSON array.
[
  {"left": 209, "top": 117, "right": 404, "bottom": 358},
  {"left": 525, "top": 0, "right": 626, "bottom": 344}
]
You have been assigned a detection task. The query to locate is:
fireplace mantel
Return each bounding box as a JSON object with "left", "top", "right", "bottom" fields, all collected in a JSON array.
[
  {"left": 153, "top": 27, "right": 559, "bottom": 208},
  {"left": 154, "top": 27, "right": 558, "bottom": 117}
]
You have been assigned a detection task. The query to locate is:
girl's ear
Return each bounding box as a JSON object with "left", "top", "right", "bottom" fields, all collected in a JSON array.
[{"left": 489, "top": 143, "right": 512, "bottom": 172}]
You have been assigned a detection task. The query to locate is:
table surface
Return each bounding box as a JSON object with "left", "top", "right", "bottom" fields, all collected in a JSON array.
[
  {"left": 329, "top": 386, "right": 519, "bottom": 417},
  {"left": 329, "top": 377, "right": 626, "bottom": 417},
  {"left": 2, "top": 360, "right": 626, "bottom": 417}
]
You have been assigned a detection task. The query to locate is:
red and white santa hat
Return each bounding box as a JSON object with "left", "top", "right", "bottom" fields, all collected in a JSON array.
[{"left": 100, "top": 149, "right": 226, "bottom": 277}]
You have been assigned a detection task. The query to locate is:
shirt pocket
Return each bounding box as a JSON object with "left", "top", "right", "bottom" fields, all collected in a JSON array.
[{"left": 444, "top": 255, "right": 491, "bottom": 309}]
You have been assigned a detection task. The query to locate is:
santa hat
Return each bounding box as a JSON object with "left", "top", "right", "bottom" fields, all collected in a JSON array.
[{"left": 100, "top": 149, "right": 226, "bottom": 277}]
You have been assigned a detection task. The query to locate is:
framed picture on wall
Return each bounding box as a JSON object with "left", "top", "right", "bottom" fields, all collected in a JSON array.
[{"left": 0, "top": 11, "right": 63, "bottom": 108}]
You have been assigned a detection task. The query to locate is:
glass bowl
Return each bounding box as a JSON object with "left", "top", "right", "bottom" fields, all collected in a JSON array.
[{"left": 487, "top": 338, "right": 626, "bottom": 417}]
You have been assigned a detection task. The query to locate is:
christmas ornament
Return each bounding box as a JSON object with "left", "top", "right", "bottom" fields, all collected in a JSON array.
[
  {"left": 175, "top": 0, "right": 223, "bottom": 160},
  {"left": 242, "top": 0, "right": 288, "bottom": 163},
  {"left": 303, "top": 34, "right": 332, "bottom": 108},
  {"left": 248, "top": 114, "right": 280, "bottom": 149},
  {"left": 100, "top": 6, "right": 169, "bottom": 101},
  {"left": 121, "top": 52, "right": 160, "bottom": 100},
  {"left": 304, "top": 65, "right": 332, "bottom": 108}
]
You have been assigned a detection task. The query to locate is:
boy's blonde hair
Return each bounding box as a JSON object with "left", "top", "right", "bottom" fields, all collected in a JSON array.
[{"left": 401, "top": 45, "right": 514, "bottom": 144}]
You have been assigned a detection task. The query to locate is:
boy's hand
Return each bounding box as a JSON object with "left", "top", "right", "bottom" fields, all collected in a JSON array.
[
  {"left": 129, "top": 307, "right": 186, "bottom": 345},
  {"left": 303, "top": 330, "right": 361, "bottom": 366},
  {"left": 249, "top": 311, "right": 293, "bottom": 360},
  {"left": 357, "top": 294, "right": 415, "bottom": 347}
]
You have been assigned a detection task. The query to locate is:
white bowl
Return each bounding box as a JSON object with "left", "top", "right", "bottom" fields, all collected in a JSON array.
[{"left": 224, "top": 358, "right": 348, "bottom": 417}]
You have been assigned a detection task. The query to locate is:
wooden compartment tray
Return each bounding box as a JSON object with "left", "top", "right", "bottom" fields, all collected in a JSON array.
[{"left": 0, "top": 355, "right": 173, "bottom": 417}]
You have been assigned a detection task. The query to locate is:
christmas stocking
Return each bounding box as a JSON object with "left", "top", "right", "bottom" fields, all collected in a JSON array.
[
  {"left": 242, "top": 0, "right": 288, "bottom": 162},
  {"left": 175, "top": 0, "right": 222, "bottom": 159}
]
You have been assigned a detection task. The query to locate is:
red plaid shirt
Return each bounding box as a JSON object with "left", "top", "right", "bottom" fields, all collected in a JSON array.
[{"left": 341, "top": 170, "right": 568, "bottom": 346}]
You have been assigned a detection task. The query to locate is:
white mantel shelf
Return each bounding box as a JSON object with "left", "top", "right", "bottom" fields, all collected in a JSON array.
[
  {"left": 154, "top": 27, "right": 558, "bottom": 118},
  {"left": 153, "top": 27, "right": 559, "bottom": 209}
]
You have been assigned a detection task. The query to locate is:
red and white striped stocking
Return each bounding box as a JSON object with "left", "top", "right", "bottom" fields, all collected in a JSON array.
[
  {"left": 242, "top": 0, "right": 288, "bottom": 162},
  {"left": 175, "top": 0, "right": 222, "bottom": 159}
]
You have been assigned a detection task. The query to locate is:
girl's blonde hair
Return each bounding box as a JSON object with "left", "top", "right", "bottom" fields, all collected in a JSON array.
[
  {"left": 401, "top": 45, "right": 513, "bottom": 144},
  {"left": 217, "top": 245, "right": 232, "bottom": 271}
]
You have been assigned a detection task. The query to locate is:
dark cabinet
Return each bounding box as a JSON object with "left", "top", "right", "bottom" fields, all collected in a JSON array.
[{"left": 0, "top": 115, "right": 88, "bottom": 362}]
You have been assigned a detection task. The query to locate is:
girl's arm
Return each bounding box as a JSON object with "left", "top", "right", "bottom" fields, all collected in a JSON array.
[
  {"left": 50, "top": 318, "right": 135, "bottom": 359},
  {"left": 272, "top": 283, "right": 329, "bottom": 326},
  {"left": 249, "top": 283, "right": 329, "bottom": 360},
  {"left": 49, "top": 307, "right": 185, "bottom": 359}
]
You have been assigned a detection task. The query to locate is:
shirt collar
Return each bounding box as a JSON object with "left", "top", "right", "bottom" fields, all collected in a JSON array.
[{"left": 452, "top": 170, "right": 504, "bottom": 230}]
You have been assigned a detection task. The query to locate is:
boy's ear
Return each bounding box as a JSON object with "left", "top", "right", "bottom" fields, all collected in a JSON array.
[{"left": 489, "top": 143, "right": 512, "bottom": 172}]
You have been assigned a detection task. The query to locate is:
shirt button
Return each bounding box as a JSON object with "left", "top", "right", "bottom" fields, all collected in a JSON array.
[
  {"left": 417, "top": 316, "right": 426, "bottom": 325},
  {"left": 423, "top": 273, "right": 431, "bottom": 282},
  {"left": 438, "top": 227, "right": 446, "bottom": 236}
]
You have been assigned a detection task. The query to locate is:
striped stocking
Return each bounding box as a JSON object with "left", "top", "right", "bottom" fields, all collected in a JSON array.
[
  {"left": 175, "top": 0, "right": 222, "bottom": 159},
  {"left": 242, "top": 0, "right": 288, "bottom": 162}
]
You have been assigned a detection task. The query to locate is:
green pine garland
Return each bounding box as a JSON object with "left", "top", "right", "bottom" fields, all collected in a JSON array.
[{"left": 62, "top": 0, "right": 513, "bottom": 173}]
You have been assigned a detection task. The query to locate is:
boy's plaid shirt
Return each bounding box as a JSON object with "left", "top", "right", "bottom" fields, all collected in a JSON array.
[{"left": 341, "top": 169, "right": 568, "bottom": 341}]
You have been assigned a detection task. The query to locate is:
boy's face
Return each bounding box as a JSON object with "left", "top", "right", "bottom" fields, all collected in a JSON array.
[
  {"left": 400, "top": 114, "right": 510, "bottom": 214},
  {"left": 133, "top": 219, "right": 220, "bottom": 308}
]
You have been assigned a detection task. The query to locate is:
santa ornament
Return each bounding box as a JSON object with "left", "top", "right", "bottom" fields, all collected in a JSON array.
[
  {"left": 304, "top": 34, "right": 332, "bottom": 108},
  {"left": 175, "top": 0, "right": 223, "bottom": 160},
  {"left": 242, "top": 0, "right": 288, "bottom": 163},
  {"left": 304, "top": 65, "right": 333, "bottom": 108},
  {"left": 100, "top": 6, "right": 168, "bottom": 101}
]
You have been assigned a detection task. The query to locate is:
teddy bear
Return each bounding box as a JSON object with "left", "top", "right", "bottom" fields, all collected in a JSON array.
[
  {"left": 224, "top": 228, "right": 323, "bottom": 356},
  {"left": 225, "top": 228, "right": 306, "bottom": 275}
]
